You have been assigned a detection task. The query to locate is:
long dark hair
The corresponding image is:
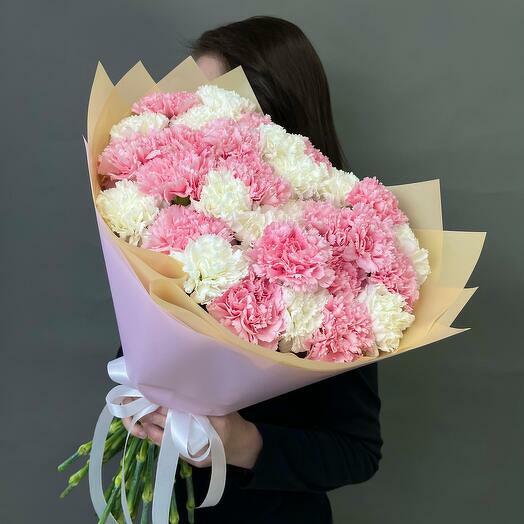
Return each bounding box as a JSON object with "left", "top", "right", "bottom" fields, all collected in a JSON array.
[{"left": 189, "top": 16, "right": 349, "bottom": 171}]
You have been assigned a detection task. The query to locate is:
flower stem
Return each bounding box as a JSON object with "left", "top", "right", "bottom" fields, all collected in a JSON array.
[
  {"left": 180, "top": 461, "right": 195, "bottom": 524},
  {"left": 169, "top": 488, "right": 180, "bottom": 524},
  {"left": 57, "top": 441, "right": 92, "bottom": 472},
  {"left": 140, "top": 442, "right": 156, "bottom": 524},
  {"left": 59, "top": 461, "right": 90, "bottom": 498},
  {"left": 98, "top": 479, "right": 120, "bottom": 524},
  {"left": 128, "top": 439, "right": 148, "bottom": 517}
]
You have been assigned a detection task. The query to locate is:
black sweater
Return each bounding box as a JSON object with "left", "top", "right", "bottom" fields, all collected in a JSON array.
[{"left": 116, "top": 346, "right": 382, "bottom": 523}]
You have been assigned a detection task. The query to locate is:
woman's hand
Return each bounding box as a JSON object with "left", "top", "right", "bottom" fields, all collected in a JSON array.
[{"left": 121, "top": 401, "right": 263, "bottom": 469}]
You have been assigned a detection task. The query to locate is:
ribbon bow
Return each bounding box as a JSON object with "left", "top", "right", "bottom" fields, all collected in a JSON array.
[{"left": 88, "top": 357, "right": 226, "bottom": 524}]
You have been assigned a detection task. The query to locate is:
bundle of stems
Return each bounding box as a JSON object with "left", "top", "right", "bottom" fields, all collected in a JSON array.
[{"left": 58, "top": 418, "right": 196, "bottom": 523}]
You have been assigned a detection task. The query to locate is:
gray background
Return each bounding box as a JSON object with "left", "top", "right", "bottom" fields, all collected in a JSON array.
[{"left": 1, "top": 1, "right": 522, "bottom": 523}]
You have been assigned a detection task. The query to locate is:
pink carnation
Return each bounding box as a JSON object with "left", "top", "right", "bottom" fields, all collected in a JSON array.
[
  {"left": 342, "top": 203, "right": 396, "bottom": 273},
  {"left": 215, "top": 156, "right": 291, "bottom": 206},
  {"left": 98, "top": 125, "right": 201, "bottom": 180},
  {"left": 306, "top": 292, "right": 376, "bottom": 362},
  {"left": 98, "top": 133, "right": 159, "bottom": 179},
  {"left": 303, "top": 137, "right": 332, "bottom": 168},
  {"left": 249, "top": 222, "right": 335, "bottom": 292},
  {"left": 143, "top": 205, "right": 233, "bottom": 253},
  {"left": 303, "top": 202, "right": 362, "bottom": 273},
  {"left": 135, "top": 148, "right": 213, "bottom": 202},
  {"left": 346, "top": 177, "right": 408, "bottom": 225},
  {"left": 208, "top": 272, "right": 287, "bottom": 349},
  {"left": 328, "top": 263, "right": 367, "bottom": 297},
  {"left": 131, "top": 92, "right": 200, "bottom": 119},
  {"left": 369, "top": 250, "right": 419, "bottom": 311}
]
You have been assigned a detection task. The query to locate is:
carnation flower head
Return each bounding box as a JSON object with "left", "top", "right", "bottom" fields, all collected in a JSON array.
[
  {"left": 346, "top": 177, "right": 408, "bottom": 225},
  {"left": 358, "top": 283, "right": 414, "bottom": 352},
  {"left": 193, "top": 169, "right": 252, "bottom": 223},
  {"left": 259, "top": 123, "right": 330, "bottom": 199},
  {"left": 342, "top": 203, "right": 396, "bottom": 273},
  {"left": 208, "top": 272, "right": 287, "bottom": 349},
  {"left": 280, "top": 288, "right": 330, "bottom": 353},
  {"left": 143, "top": 205, "right": 233, "bottom": 253},
  {"left": 98, "top": 133, "right": 159, "bottom": 179},
  {"left": 132, "top": 92, "right": 200, "bottom": 119},
  {"left": 306, "top": 292, "right": 376, "bottom": 363},
  {"left": 171, "top": 85, "right": 256, "bottom": 129},
  {"left": 215, "top": 156, "right": 291, "bottom": 206},
  {"left": 95, "top": 180, "right": 160, "bottom": 246},
  {"left": 319, "top": 169, "right": 359, "bottom": 207},
  {"left": 303, "top": 137, "right": 332, "bottom": 168},
  {"left": 394, "top": 223, "right": 430, "bottom": 284},
  {"left": 201, "top": 116, "right": 260, "bottom": 158},
  {"left": 170, "top": 234, "right": 249, "bottom": 304},
  {"left": 369, "top": 250, "right": 419, "bottom": 311},
  {"left": 303, "top": 202, "right": 362, "bottom": 272},
  {"left": 110, "top": 112, "right": 169, "bottom": 140},
  {"left": 328, "top": 263, "right": 367, "bottom": 297},
  {"left": 134, "top": 148, "right": 212, "bottom": 202},
  {"left": 98, "top": 125, "right": 200, "bottom": 180},
  {"left": 249, "top": 221, "right": 335, "bottom": 292}
]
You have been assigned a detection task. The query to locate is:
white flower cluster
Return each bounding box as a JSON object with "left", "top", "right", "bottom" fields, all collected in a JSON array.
[
  {"left": 170, "top": 234, "right": 249, "bottom": 304},
  {"left": 96, "top": 180, "right": 160, "bottom": 246},
  {"left": 394, "top": 223, "right": 431, "bottom": 284},
  {"left": 171, "top": 85, "right": 256, "bottom": 129},
  {"left": 319, "top": 168, "right": 359, "bottom": 207},
  {"left": 280, "top": 288, "right": 330, "bottom": 353},
  {"left": 110, "top": 112, "right": 169, "bottom": 140},
  {"left": 358, "top": 284, "right": 415, "bottom": 352},
  {"left": 259, "top": 123, "right": 358, "bottom": 203},
  {"left": 231, "top": 201, "right": 307, "bottom": 244},
  {"left": 193, "top": 170, "right": 252, "bottom": 223}
]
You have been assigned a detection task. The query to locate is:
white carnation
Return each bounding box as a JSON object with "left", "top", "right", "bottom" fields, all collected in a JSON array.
[
  {"left": 110, "top": 112, "right": 168, "bottom": 140},
  {"left": 259, "top": 123, "right": 331, "bottom": 199},
  {"left": 96, "top": 180, "right": 160, "bottom": 246},
  {"left": 358, "top": 284, "right": 414, "bottom": 353},
  {"left": 319, "top": 169, "right": 359, "bottom": 207},
  {"left": 231, "top": 209, "right": 275, "bottom": 244},
  {"left": 280, "top": 288, "right": 330, "bottom": 353},
  {"left": 194, "top": 170, "right": 252, "bottom": 223},
  {"left": 394, "top": 223, "right": 431, "bottom": 284},
  {"left": 197, "top": 84, "right": 255, "bottom": 115},
  {"left": 171, "top": 85, "right": 255, "bottom": 129},
  {"left": 259, "top": 123, "right": 304, "bottom": 162},
  {"left": 170, "top": 234, "right": 249, "bottom": 304},
  {"left": 230, "top": 203, "right": 302, "bottom": 244}
]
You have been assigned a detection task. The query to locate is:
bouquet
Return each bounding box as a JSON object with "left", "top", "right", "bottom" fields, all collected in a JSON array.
[{"left": 58, "top": 58, "right": 485, "bottom": 524}]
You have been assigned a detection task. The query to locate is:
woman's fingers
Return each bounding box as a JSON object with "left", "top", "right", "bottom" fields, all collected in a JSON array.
[
  {"left": 141, "top": 411, "right": 166, "bottom": 428},
  {"left": 122, "top": 416, "right": 147, "bottom": 439},
  {"left": 143, "top": 424, "right": 164, "bottom": 446}
]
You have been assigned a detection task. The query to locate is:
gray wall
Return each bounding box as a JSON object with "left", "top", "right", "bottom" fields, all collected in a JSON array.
[{"left": 1, "top": 1, "right": 522, "bottom": 522}]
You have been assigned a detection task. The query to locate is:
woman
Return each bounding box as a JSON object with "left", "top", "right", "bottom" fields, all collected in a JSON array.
[{"left": 120, "top": 15, "right": 382, "bottom": 524}]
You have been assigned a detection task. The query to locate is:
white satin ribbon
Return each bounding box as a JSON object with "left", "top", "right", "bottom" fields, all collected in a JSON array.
[{"left": 88, "top": 357, "right": 226, "bottom": 524}]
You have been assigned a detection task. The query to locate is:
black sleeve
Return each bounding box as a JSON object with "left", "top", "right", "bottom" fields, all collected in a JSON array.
[
  {"left": 116, "top": 344, "right": 123, "bottom": 358},
  {"left": 238, "top": 364, "right": 382, "bottom": 493}
]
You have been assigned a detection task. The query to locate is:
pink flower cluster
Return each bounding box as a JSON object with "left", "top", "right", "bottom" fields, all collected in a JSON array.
[{"left": 98, "top": 90, "right": 423, "bottom": 363}]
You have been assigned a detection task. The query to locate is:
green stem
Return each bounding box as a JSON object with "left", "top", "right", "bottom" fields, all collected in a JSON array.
[
  {"left": 103, "top": 429, "right": 127, "bottom": 464},
  {"left": 59, "top": 461, "right": 90, "bottom": 498},
  {"left": 128, "top": 439, "right": 148, "bottom": 517},
  {"left": 169, "top": 488, "right": 180, "bottom": 524},
  {"left": 58, "top": 419, "right": 121, "bottom": 472},
  {"left": 180, "top": 461, "right": 195, "bottom": 524},
  {"left": 98, "top": 481, "right": 120, "bottom": 524},
  {"left": 57, "top": 440, "right": 92, "bottom": 471},
  {"left": 140, "top": 442, "right": 156, "bottom": 524}
]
